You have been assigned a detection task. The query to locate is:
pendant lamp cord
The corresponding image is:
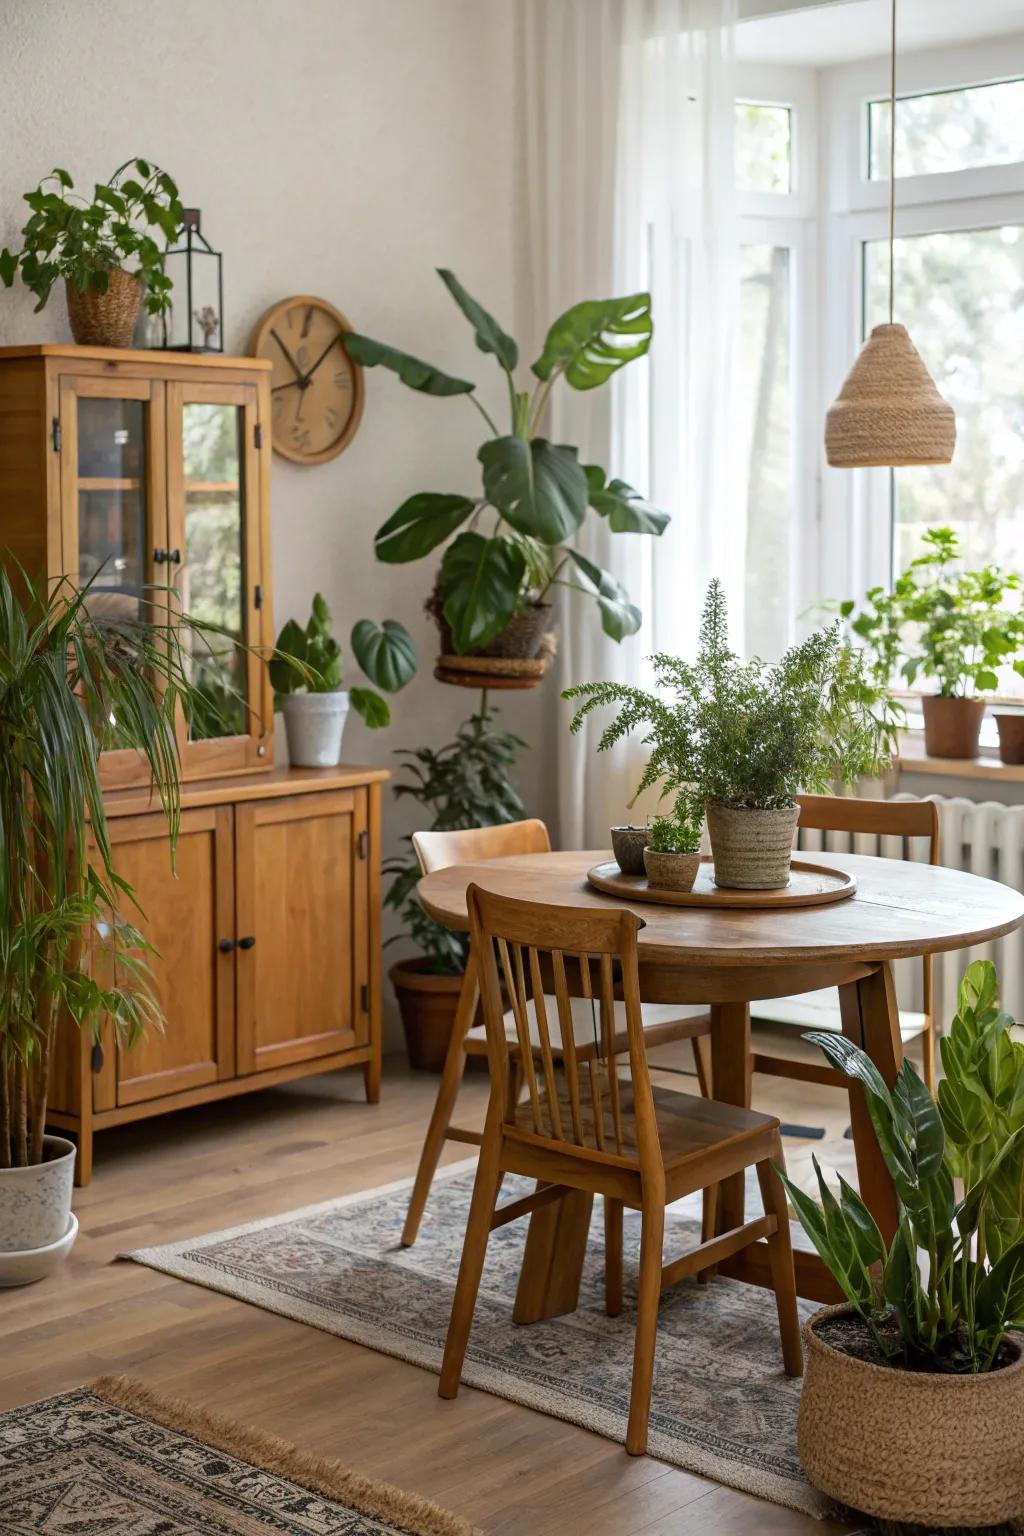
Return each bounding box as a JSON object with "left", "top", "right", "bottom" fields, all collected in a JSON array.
[{"left": 888, "top": 0, "right": 896, "bottom": 323}]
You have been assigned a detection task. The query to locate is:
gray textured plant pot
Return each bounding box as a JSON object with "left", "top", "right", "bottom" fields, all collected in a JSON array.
[
  {"left": 611, "top": 825, "right": 649, "bottom": 875},
  {"left": 0, "top": 1135, "right": 76, "bottom": 1272},
  {"left": 281, "top": 690, "right": 350, "bottom": 768},
  {"left": 799, "top": 1303, "right": 1024, "bottom": 1528},
  {"left": 643, "top": 847, "right": 700, "bottom": 892},
  {"left": 705, "top": 801, "right": 799, "bottom": 890}
]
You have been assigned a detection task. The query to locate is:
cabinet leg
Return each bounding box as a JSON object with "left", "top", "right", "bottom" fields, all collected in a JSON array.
[
  {"left": 363, "top": 1056, "right": 381, "bottom": 1105},
  {"left": 73, "top": 1126, "right": 93, "bottom": 1188}
]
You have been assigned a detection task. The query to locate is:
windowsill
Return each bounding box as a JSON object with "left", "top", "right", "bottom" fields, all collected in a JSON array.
[{"left": 895, "top": 730, "right": 1024, "bottom": 783}]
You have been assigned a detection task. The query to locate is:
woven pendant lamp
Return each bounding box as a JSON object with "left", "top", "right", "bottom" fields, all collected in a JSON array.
[{"left": 825, "top": 0, "right": 955, "bottom": 469}]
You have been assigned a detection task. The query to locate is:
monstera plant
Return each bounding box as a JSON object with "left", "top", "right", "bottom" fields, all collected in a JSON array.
[{"left": 346, "top": 271, "right": 669, "bottom": 657}]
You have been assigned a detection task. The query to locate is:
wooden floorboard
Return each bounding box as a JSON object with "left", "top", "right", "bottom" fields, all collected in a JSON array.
[{"left": 1, "top": 1044, "right": 855, "bottom": 1535}]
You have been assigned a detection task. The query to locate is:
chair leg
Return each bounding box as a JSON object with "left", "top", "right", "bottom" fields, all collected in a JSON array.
[
  {"left": 921, "top": 1023, "right": 936, "bottom": 1096},
  {"left": 604, "top": 1196, "right": 624, "bottom": 1317},
  {"left": 438, "top": 1108, "right": 504, "bottom": 1400},
  {"left": 692, "top": 1033, "right": 712, "bottom": 1098},
  {"left": 626, "top": 1196, "right": 665, "bottom": 1455},
  {"left": 756, "top": 1143, "right": 803, "bottom": 1378},
  {"left": 401, "top": 953, "right": 478, "bottom": 1248},
  {"left": 696, "top": 1179, "right": 719, "bottom": 1285}
]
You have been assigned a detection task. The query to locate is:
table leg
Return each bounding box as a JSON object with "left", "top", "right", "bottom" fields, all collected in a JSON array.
[
  {"left": 513, "top": 1189, "right": 594, "bottom": 1324},
  {"left": 710, "top": 1002, "right": 752, "bottom": 1235},
  {"left": 838, "top": 961, "right": 902, "bottom": 1243}
]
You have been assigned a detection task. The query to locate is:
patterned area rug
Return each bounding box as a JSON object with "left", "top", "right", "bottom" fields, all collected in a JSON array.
[
  {"left": 0, "top": 1376, "right": 476, "bottom": 1535},
  {"left": 128, "top": 1163, "right": 829, "bottom": 1519}
]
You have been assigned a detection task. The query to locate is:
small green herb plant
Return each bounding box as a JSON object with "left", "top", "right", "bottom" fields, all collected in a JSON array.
[
  {"left": 779, "top": 961, "right": 1024, "bottom": 1374},
  {"left": 347, "top": 270, "right": 669, "bottom": 657},
  {"left": 269, "top": 594, "right": 416, "bottom": 729},
  {"left": 564, "top": 580, "right": 897, "bottom": 823},
  {"left": 0, "top": 159, "right": 183, "bottom": 318},
  {"left": 646, "top": 807, "right": 701, "bottom": 854},
  {"left": 385, "top": 710, "right": 527, "bottom": 974},
  {"left": 843, "top": 526, "right": 1024, "bottom": 699}
]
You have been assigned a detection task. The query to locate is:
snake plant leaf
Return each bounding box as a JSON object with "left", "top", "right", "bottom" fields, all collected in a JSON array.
[
  {"left": 835, "top": 1172, "right": 887, "bottom": 1276},
  {"left": 350, "top": 619, "right": 417, "bottom": 694},
  {"left": 883, "top": 1215, "right": 925, "bottom": 1339},
  {"left": 531, "top": 292, "right": 653, "bottom": 389},
  {"left": 437, "top": 268, "right": 518, "bottom": 372},
  {"left": 774, "top": 1161, "right": 871, "bottom": 1312},
  {"left": 479, "top": 437, "right": 588, "bottom": 546},
  {"left": 375, "top": 493, "right": 476, "bottom": 564},
  {"left": 348, "top": 686, "right": 390, "bottom": 729},
  {"left": 584, "top": 465, "right": 670, "bottom": 535},
  {"left": 441, "top": 531, "right": 526, "bottom": 654},
  {"left": 805, "top": 1030, "right": 918, "bottom": 1196},
  {"left": 565, "top": 550, "right": 641, "bottom": 641},
  {"left": 343, "top": 332, "right": 475, "bottom": 396}
]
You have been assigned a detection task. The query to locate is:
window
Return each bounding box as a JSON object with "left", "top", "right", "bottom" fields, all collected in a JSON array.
[
  {"left": 736, "top": 101, "right": 792, "bottom": 193},
  {"left": 740, "top": 244, "right": 792, "bottom": 658},
  {"left": 868, "top": 78, "right": 1024, "bottom": 180}
]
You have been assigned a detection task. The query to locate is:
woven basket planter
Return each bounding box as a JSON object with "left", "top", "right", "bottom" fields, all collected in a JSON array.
[
  {"left": 643, "top": 848, "right": 700, "bottom": 892},
  {"left": 799, "top": 1304, "right": 1024, "bottom": 1528},
  {"left": 705, "top": 801, "right": 799, "bottom": 890},
  {"left": 65, "top": 268, "right": 142, "bottom": 347},
  {"left": 921, "top": 694, "right": 985, "bottom": 760}
]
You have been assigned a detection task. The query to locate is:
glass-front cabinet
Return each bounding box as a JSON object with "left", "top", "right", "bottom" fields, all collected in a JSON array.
[{"left": 47, "top": 358, "right": 273, "bottom": 784}]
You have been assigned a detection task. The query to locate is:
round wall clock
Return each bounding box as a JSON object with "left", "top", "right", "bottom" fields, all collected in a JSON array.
[{"left": 249, "top": 295, "right": 364, "bottom": 465}]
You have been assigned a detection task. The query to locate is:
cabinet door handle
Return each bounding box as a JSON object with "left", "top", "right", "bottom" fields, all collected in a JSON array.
[
  {"left": 238, "top": 935, "right": 256, "bottom": 950},
  {"left": 168, "top": 548, "right": 181, "bottom": 564},
  {"left": 153, "top": 547, "right": 168, "bottom": 565},
  {"left": 218, "top": 937, "right": 236, "bottom": 953}
]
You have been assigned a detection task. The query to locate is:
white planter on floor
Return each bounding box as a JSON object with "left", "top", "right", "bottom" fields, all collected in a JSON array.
[
  {"left": 281, "top": 690, "right": 350, "bottom": 767},
  {"left": 0, "top": 1134, "right": 77, "bottom": 1286}
]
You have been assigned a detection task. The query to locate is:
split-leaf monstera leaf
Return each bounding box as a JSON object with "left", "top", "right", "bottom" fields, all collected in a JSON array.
[
  {"left": 272, "top": 594, "right": 415, "bottom": 729},
  {"left": 351, "top": 270, "right": 670, "bottom": 656}
]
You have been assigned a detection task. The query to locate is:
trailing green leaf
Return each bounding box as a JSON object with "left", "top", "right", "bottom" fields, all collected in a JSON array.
[
  {"left": 437, "top": 268, "right": 518, "bottom": 371},
  {"left": 350, "top": 619, "right": 417, "bottom": 694},
  {"left": 565, "top": 550, "right": 641, "bottom": 641},
  {"left": 375, "top": 493, "right": 476, "bottom": 564},
  {"left": 344, "top": 332, "right": 475, "bottom": 396},
  {"left": 479, "top": 437, "right": 588, "bottom": 545},
  {"left": 584, "top": 464, "right": 669, "bottom": 535},
  {"left": 441, "top": 531, "right": 526, "bottom": 653},
  {"left": 532, "top": 292, "right": 653, "bottom": 388}
]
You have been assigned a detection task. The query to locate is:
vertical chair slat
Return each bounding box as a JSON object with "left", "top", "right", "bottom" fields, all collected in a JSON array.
[
  {"left": 498, "top": 937, "right": 542, "bottom": 1133},
  {"left": 552, "top": 949, "right": 583, "bottom": 1144},
  {"left": 600, "top": 952, "right": 624, "bottom": 1156},
  {"left": 579, "top": 953, "right": 606, "bottom": 1150},
  {"left": 528, "top": 945, "right": 562, "bottom": 1140}
]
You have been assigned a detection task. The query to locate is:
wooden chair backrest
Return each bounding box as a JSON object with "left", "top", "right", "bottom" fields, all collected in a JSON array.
[
  {"left": 412, "top": 819, "right": 551, "bottom": 877},
  {"left": 796, "top": 792, "right": 939, "bottom": 1021},
  {"left": 467, "top": 884, "right": 658, "bottom": 1169}
]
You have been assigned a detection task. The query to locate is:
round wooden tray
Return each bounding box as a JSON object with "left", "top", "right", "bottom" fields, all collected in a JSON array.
[{"left": 586, "top": 856, "right": 857, "bottom": 909}]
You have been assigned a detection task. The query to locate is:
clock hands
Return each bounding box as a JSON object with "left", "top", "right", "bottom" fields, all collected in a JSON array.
[
  {"left": 302, "top": 330, "right": 344, "bottom": 384},
  {"left": 270, "top": 328, "right": 306, "bottom": 384}
]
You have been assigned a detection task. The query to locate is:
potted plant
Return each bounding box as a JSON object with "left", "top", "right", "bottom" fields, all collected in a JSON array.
[
  {"left": 777, "top": 961, "right": 1024, "bottom": 1529},
  {"left": 385, "top": 709, "right": 526, "bottom": 1070},
  {"left": 270, "top": 595, "right": 415, "bottom": 765},
  {"left": 564, "top": 581, "right": 896, "bottom": 890},
  {"left": 843, "top": 525, "right": 1024, "bottom": 760},
  {"left": 642, "top": 806, "right": 702, "bottom": 892},
  {"left": 610, "top": 824, "right": 650, "bottom": 876},
  {"left": 0, "top": 567, "right": 225, "bottom": 1284},
  {"left": 347, "top": 271, "right": 669, "bottom": 671},
  {"left": 0, "top": 159, "right": 183, "bottom": 348}
]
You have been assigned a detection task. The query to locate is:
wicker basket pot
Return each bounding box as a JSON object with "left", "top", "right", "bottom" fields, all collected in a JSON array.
[
  {"left": 705, "top": 801, "right": 799, "bottom": 890},
  {"left": 65, "top": 267, "right": 142, "bottom": 347},
  {"left": 428, "top": 575, "right": 552, "bottom": 661},
  {"left": 921, "top": 694, "right": 986, "bottom": 760},
  {"left": 643, "top": 848, "right": 700, "bottom": 892},
  {"left": 799, "top": 1304, "right": 1024, "bottom": 1528},
  {"left": 611, "top": 826, "right": 649, "bottom": 875}
]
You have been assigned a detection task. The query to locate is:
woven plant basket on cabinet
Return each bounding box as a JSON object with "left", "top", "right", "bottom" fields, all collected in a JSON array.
[
  {"left": 798, "top": 1304, "right": 1024, "bottom": 1529},
  {"left": 65, "top": 267, "right": 142, "bottom": 347}
]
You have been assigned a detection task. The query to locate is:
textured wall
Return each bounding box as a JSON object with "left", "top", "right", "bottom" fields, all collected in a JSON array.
[{"left": 0, "top": 0, "right": 551, "bottom": 1047}]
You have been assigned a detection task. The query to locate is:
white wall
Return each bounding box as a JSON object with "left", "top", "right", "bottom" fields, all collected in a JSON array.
[{"left": 0, "top": 0, "right": 553, "bottom": 1048}]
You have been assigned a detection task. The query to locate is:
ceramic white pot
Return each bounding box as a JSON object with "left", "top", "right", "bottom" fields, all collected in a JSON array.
[
  {"left": 281, "top": 690, "right": 350, "bottom": 767},
  {"left": 0, "top": 1134, "right": 76, "bottom": 1252},
  {"left": 0, "top": 1212, "right": 79, "bottom": 1288}
]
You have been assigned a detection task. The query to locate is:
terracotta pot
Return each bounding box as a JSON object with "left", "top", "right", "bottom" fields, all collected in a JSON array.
[
  {"left": 799, "top": 1303, "right": 1024, "bottom": 1528},
  {"left": 921, "top": 693, "right": 985, "bottom": 760},
  {"left": 643, "top": 847, "right": 700, "bottom": 892},
  {"left": 705, "top": 801, "right": 799, "bottom": 890},
  {"left": 65, "top": 267, "right": 142, "bottom": 347},
  {"left": 611, "top": 825, "right": 649, "bottom": 875},
  {"left": 995, "top": 712, "right": 1024, "bottom": 766},
  {"left": 390, "top": 959, "right": 466, "bottom": 1072}
]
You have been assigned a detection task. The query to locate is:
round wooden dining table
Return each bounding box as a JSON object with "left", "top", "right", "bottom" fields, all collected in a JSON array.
[{"left": 418, "top": 849, "right": 1024, "bottom": 1311}]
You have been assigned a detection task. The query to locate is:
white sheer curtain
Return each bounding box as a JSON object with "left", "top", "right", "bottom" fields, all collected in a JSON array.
[{"left": 521, "top": 0, "right": 741, "bottom": 846}]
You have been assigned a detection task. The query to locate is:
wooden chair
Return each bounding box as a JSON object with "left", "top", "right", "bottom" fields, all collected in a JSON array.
[
  {"left": 439, "top": 887, "right": 802, "bottom": 1455},
  {"left": 752, "top": 793, "right": 940, "bottom": 1092},
  {"left": 400, "top": 819, "right": 713, "bottom": 1248}
]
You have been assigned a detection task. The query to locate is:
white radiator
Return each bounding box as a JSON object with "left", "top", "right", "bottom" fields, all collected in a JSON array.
[{"left": 797, "top": 794, "right": 1024, "bottom": 1031}]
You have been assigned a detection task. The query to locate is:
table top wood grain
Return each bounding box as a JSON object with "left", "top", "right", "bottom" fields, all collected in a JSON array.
[{"left": 418, "top": 849, "right": 1024, "bottom": 968}]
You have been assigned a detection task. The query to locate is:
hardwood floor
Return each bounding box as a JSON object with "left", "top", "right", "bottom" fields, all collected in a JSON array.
[{"left": 2, "top": 1041, "right": 859, "bottom": 1536}]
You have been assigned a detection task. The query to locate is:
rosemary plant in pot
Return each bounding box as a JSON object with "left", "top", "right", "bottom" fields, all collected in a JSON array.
[
  {"left": 565, "top": 581, "right": 896, "bottom": 890},
  {"left": 385, "top": 709, "right": 525, "bottom": 1070},
  {"left": 0, "top": 567, "right": 223, "bottom": 1284},
  {"left": 780, "top": 962, "right": 1024, "bottom": 1528}
]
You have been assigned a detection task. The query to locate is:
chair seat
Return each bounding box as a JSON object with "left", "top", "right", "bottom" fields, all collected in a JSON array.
[
  {"left": 464, "top": 998, "right": 707, "bottom": 1059},
  {"left": 752, "top": 989, "right": 928, "bottom": 1042},
  {"left": 514, "top": 1076, "right": 777, "bottom": 1168}
]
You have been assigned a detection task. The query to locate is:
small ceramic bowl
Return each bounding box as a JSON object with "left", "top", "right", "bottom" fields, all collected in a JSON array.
[
  {"left": 611, "top": 825, "right": 649, "bottom": 875},
  {"left": 0, "top": 1211, "right": 79, "bottom": 1288}
]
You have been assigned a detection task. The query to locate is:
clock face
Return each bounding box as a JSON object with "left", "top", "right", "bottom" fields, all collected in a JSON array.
[{"left": 249, "top": 295, "right": 364, "bottom": 464}]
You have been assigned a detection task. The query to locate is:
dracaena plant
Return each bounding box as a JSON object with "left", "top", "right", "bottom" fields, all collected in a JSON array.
[
  {"left": 345, "top": 270, "right": 669, "bottom": 655},
  {"left": 269, "top": 593, "right": 416, "bottom": 728},
  {"left": 0, "top": 159, "right": 183, "bottom": 317},
  {"left": 779, "top": 961, "right": 1024, "bottom": 1374}
]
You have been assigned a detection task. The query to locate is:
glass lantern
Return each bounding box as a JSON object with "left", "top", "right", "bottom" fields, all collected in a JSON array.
[{"left": 161, "top": 209, "right": 223, "bottom": 352}]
